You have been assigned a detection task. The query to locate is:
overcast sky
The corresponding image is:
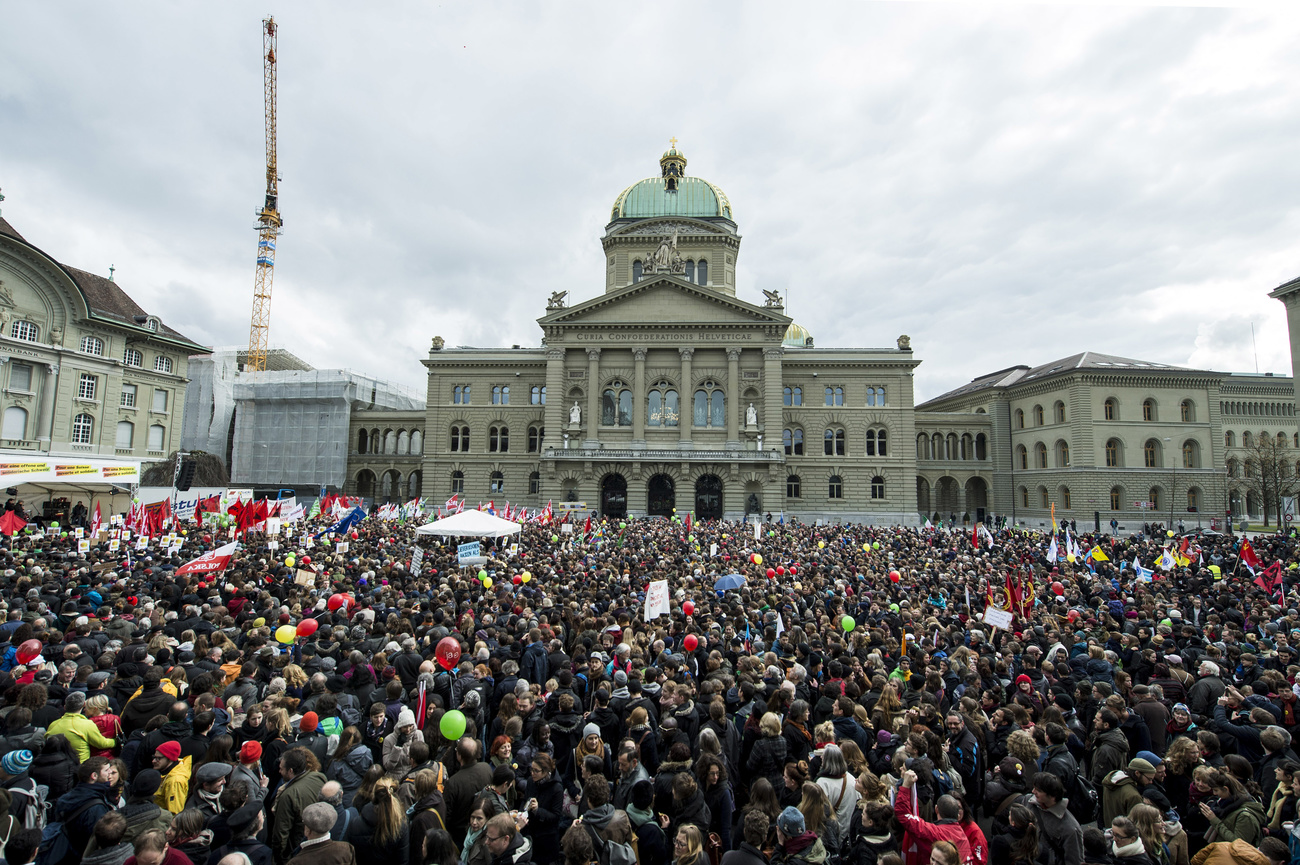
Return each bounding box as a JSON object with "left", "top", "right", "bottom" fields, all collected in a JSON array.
[{"left": 3, "top": 1, "right": 1299, "bottom": 402}]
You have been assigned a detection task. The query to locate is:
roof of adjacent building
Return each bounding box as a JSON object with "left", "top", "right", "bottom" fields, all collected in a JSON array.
[
  {"left": 920, "top": 351, "right": 1211, "bottom": 407},
  {"left": 0, "top": 214, "right": 207, "bottom": 351}
]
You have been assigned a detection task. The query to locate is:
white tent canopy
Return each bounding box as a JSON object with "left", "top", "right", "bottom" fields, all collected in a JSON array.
[{"left": 415, "top": 509, "right": 522, "bottom": 538}]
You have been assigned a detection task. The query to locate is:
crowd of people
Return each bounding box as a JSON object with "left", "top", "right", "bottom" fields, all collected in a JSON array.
[{"left": 0, "top": 510, "right": 1294, "bottom": 865}]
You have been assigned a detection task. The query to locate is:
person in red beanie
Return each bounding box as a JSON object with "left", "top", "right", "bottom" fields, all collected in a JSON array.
[
  {"left": 152, "top": 740, "right": 190, "bottom": 815},
  {"left": 295, "top": 711, "right": 327, "bottom": 761},
  {"left": 231, "top": 740, "right": 269, "bottom": 806},
  {"left": 1012, "top": 674, "right": 1045, "bottom": 720}
]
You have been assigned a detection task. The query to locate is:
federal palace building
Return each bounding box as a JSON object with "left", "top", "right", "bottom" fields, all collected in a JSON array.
[{"left": 403, "top": 144, "right": 1298, "bottom": 528}]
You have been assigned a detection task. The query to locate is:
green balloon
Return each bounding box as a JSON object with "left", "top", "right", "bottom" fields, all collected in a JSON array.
[
  {"left": 551, "top": 535, "right": 558, "bottom": 543},
  {"left": 619, "top": 522, "right": 626, "bottom": 529},
  {"left": 439, "top": 709, "right": 466, "bottom": 740},
  {"left": 60, "top": 532, "right": 67, "bottom": 539},
  {"left": 841, "top": 615, "right": 856, "bottom": 632},
  {"left": 478, "top": 569, "right": 487, "bottom": 580},
  {"left": 51, "top": 522, "right": 59, "bottom": 529},
  {"left": 872, "top": 541, "right": 880, "bottom": 550},
  {"left": 768, "top": 531, "right": 774, "bottom": 537}
]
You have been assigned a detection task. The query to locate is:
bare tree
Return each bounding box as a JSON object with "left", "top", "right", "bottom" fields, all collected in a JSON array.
[
  {"left": 141, "top": 451, "right": 230, "bottom": 487},
  {"left": 1230, "top": 433, "right": 1300, "bottom": 527}
]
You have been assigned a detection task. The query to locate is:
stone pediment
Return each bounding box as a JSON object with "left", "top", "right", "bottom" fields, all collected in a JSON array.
[
  {"left": 607, "top": 218, "right": 731, "bottom": 239},
  {"left": 539, "top": 278, "right": 789, "bottom": 329}
]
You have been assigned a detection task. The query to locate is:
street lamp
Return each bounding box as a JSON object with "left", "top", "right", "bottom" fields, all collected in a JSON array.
[{"left": 1163, "top": 436, "right": 1175, "bottom": 529}]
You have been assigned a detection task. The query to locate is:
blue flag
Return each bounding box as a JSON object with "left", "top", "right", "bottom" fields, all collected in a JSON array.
[{"left": 316, "top": 506, "right": 366, "bottom": 538}]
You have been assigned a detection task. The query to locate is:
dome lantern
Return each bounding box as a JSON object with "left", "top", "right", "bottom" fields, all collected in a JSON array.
[{"left": 660, "top": 137, "right": 687, "bottom": 191}]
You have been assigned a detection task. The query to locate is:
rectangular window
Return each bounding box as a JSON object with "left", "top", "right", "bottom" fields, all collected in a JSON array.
[
  {"left": 147, "top": 424, "right": 165, "bottom": 451},
  {"left": 152, "top": 389, "right": 168, "bottom": 412},
  {"left": 9, "top": 364, "right": 31, "bottom": 392},
  {"left": 78, "top": 374, "right": 97, "bottom": 401},
  {"left": 121, "top": 384, "right": 137, "bottom": 408},
  {"left": 115, "top": 421, "right": 134, "bottom": 449}
]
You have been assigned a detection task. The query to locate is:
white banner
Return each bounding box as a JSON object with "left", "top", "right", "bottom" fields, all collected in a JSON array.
[
  {"left": 644, "top": 579, "right": 670, "bottom": 622},
  {"left": 982, "top": 607, "right": 1014, "bottom": 630},
  {"left": 0, "top": 454, "right": 140, "bottom": 485}
]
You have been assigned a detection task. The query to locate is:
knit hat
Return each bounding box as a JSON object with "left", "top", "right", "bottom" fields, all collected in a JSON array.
[
  {"left": 155, "top": 741, "right": 182, "bottom": 763},
  {"left": 1015, "top": 674, "right": 1032, "bottom": 686},
  {"left": 0, "top": 750, "right": 31, "bottom": 775},
  {"left": 877, "top": 729, "right": 894, "bottom": 746},
  {"left": 778, "top": 806, "right": 805, "bottom": 837},
  {"left": 299, "top": 711, "right": 319, "bottom": 732},
  {"left": 131, "top": 769, "right": 162, "bottom": 798},
  {"left": 583, "top": 723, "right": 601, "bottom": 739},
  {"left": 1135, "top": 751, "right": 1162, "bottom": 767},
  {"left": 1172, "top": 703, "right": 1190, "bottom": 714},
  {"left": 226, "top": 803, "right": 261, "bottom": 835},
  {"left": 1128, "top": 757, "right": 1157, "bottom": 775},
  {"left": 240, "top": 741, "right": 263, "bottom": 763},
  {"left": 614, "top": 670, "right": 628, "bottom": 685},
  {"left": 629, "top": 779, "right": 654, "bottom": 811},
  {"left": 397, "top": 709, "right": 416, "bottom": 728},
  {"left": 998, "top": 756, "right": 1025, "bottom": 782}
]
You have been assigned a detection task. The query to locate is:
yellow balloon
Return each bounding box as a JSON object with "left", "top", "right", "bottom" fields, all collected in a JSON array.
[
  {"left": 1166, "top": 530, "right": 1175, "bottom": 537},
  {"left": 794, "top": 581, "right": 802, "bottom": 591},
  {"left": 275, "top": 624, "right": 296, "bottom": 644},
  {"left": 818, "top": 541, "right": 825, "bottom": 549},
  {"left": 483, "top": 577, "right": 493, "bottom": 589},
  {"left": 1066, "top": 554, "right": 1076, "bottom": 563},
  {"left": 753, "top": 554, "right": 763, "bottom": 565},
  {"left": 285, "top": 556, "right": 296, "bottom": 568},
  {"left": 522, "top": 573, "right": 531, "bottom": 583},
  {"left": 862, "top": 544, "right": 869, "bottom": 552}
]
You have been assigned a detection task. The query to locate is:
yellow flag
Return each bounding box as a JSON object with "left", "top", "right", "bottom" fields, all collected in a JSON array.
[
  {"left": 1089, "top": 546, "right": 1109, "bottom": 562},
  {"left": 1050, "top": 503, "right": 1057, "bottom": 531}
]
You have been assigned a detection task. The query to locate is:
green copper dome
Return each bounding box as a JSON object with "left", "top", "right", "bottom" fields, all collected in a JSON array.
[{"left": 610, "top": 143, "right": 733, "bottom": 221}]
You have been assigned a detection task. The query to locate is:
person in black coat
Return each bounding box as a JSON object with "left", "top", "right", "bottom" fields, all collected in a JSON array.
[
  {"left": 521, "top": 753, "right": 565, "bottom": 865},
  {"left": 345, "top": 781, "right": 411, "bottom": 865},
  {"left": 722, "top": 809, "right": 776, "bottom": 865},
  {"left": 30, "top": 735, "right": 77, "bottom": 799},
  {"left": 746, "top": 713, "right": 788, "bottom": 796}
]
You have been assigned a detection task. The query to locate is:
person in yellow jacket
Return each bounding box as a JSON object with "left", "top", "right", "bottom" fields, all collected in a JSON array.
[
  {"left": 152, "top": 740, "right": 192, "bottom": 814},
  {"left": 46, "top": 691, "right": 115, "bottom": 762}
]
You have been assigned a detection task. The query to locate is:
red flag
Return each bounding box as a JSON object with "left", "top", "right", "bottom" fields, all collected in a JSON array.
[
  {"left": 0, "top": 511, "right": 26, "bottom": 537},
  {"left": 1241, "top": 539, "right": 1263, "bottom": 572},
  {"left": 583, "top": 513, "right": 592, "bottom": 537},
  {"left": 90, "top": 502, "right": 102, "bottom": 538},
  {"left": 1254, "top": 561, "right": 1283, "bottom": 593},
  {"left": 685, "top": 513, "right": 693, "bottom": 534},
  {"left": 175, "top": 541, "right": 240, "bottom": 576},
  {"left": 143, "top": 500, "right": 170, "bottom": 536},
  {"left": 1005, "top": 573, "right": 1022, "bottom": 620},
  {"left": 415, "top": 679, "right": 428, "bottom": 729},
  {"left": 971, "top": 523, "right": 980, "bottom": 550}
]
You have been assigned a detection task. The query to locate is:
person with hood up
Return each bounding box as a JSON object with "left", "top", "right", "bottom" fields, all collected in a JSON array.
[
  {"left": 771, "top": 805, "right": 827, "bottom": 865},
  {"left": 893, "top": 769, "right": 970, "bottom": 865},
  {"left": 381, "top": 709, "right": 422, "bottom": 781},
  {"left": 325, "top": 727, "right": 374, "bottom": 808},
  {"left": 546, "top": 693, "right": 583, "bottom": 786},
  {"left": 48, "top": 756, "right": 117, "bottom": 865},
  {"left": 152, "top": 741, "right": 190, "bottom": 816},
  {"left": 1103, "top": 757, "right": 1158, "bottom": 826}
]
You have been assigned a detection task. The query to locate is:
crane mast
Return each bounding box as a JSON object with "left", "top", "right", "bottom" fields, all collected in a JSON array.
[{"left": 247, "top": 16, "right": 281, "bottom": 373}]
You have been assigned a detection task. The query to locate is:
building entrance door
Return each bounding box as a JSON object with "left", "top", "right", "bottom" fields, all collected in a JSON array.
[
  {"left": 601, "top": 474, "right": 627, "bottom": 518},
  {"left": 647, "top": 474, "right": 675, "bottom": 516},
  {"left": 695, "top": 474, "right": 723, "bottom": 520}
]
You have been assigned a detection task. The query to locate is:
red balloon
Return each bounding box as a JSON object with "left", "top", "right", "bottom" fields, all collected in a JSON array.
[
  {"left": 766, "top": 568, "right": 775, "bottom": 578},
  {"left": 683, "top": 634, "right": 698, "bottom": 652},
  {"left": 1068, "top": 609, "right": 1080, "bottom": 622},
  {"left": 15, "top": 639, "right": 40, "bottom": 665},
  {"left": 301, "top": 556, "right": 311, "bottom": 565},
  {"left": 296, "top": 618, "right": 319, "bottom": 637},
  {"left": 776, "top": 566, "right": 785, "bottom": 575},
  {"left": 513, "top": 575, "right": 522, "bottom": 585},
  {"left": 350, "top": 531, "right": 359, "bottom": 540},
  {"left": 889, "top": 570, "right": 901, "bottom": 583},
  {"left": 1051, "top": 581, "right": 1064, "bottom": 596},
  {"left": 327, "top": 593, "right": 348, "bottom": 612},
  {"left": 722, "top": 555, "right": 730, "bottom": 562},
  {"left": 789, "top": 565, "right": 797, "bottom": 575},
  {"left": 683, "top": 600, "right": 695, "bottom": 616},
  {"left": 435, "top": 636, "right": 462, "bottom": 671},
  {"left": 203, "top": 534, "right": 212, "bottom": 543}
]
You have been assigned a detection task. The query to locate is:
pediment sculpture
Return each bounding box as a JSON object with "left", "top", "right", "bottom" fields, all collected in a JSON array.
[{"left": 645, "top": 231, "right": 686, "bottom": 276}]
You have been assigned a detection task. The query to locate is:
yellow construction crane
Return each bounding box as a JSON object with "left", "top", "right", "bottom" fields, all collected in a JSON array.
[{"left": 247, "top": 16, "right": 281, "bottom": 372}]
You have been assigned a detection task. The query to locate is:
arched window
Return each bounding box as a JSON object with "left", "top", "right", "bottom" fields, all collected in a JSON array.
[
  {"left": 450, "top": 425, "right": 469, "bottom": 452},
  {"left": 786, "top": 475, "right": 801, "bottom": 498},
  {"left": 1181, "top": 400, "right": 1195, "bottom": 422},
  {"left": 450, "top": 471, "right": 464, "bottom": 495},
  {"left": 1187, "top": 488, "right": 1199, "bottom": 511},
  {"left": 603, "top": 388, "right": 620, "bottom": 426},
  {"left": 1039, "top": 487, "right": 1049, "bottom": 508},
  {"left": 453, "top": 384, "right": 470, "bottom": 404},
  {"left": 491, "top": 385, "right": 509, "bottom": 405},
  {"left": 932, "top": 433, "right": 942, "bottom": 460},
  {"left": 1019, "top": 486, "right": 1029, "bottom": 508},
  {"left": 114, "top": 419, "right": 133, "bottom": 449},
  {"left": 527, "top": 425, "right": 544, "bottom": 453},
  {"left": 1226, "top": 458, "right": 1239, "bottom": 478},
  {"left": 1150, "top": 487, "right": 1161, "bottom": 510},
  {"left": 10, "top": 321, "right": 38, "bottom": 342},
  {"left": 489, "top": 426, "right": 509, "bottom": 452},
  {"left": 871, "top": 476, "right": 885, "bottom": 499},
  {"left": 1054, "top": 401, "right": 1065, "bottom": 424},
  {"left": 917, "top": 434, "right": 929, "bottom": 460},
  {"left": 1143, "top": 399, "right": 1156, "bottom": 421},
  {"left": 147, "top": 423, "right": 165, "bottom": 451},
  {"left": 489, "top": 471, "right": 504, "bottom": 494},
  {"left": 1225, "top": 431, "right": 1234, "bottom": 448},
  {"left": 782, "top": 386, "right": 802, "bottom": 406},
  {"left": 693, "top": 390, "right": 707, "bottom": 426},
  {"left": 783, "top": 428, "right": 804, "bottom": 456},
  {"left": 383, "top": 429, "right": 396, "bottom": 453},
  {"left": 1182, "top": 440, "right": 1199, "bottom": 468},
  {"left": 397, "top": 430, "right": 410, "bottom": 454},
  {"left": 1016, "top": 444, "right": 1028, "bottom": 470},
  {"left": 1, "top": 407, "right": 27, "bottom": 441},
  {"left": 370, "top": 428, "right": 380, "bottom": 453},
  {"left": 411, "top": 430, "right": 422, "bottom": 454},
  {"left": 1033, "top": 405, "right": 1044, "bottom": 426},
  {"left": 865, "top": 429, "right": 878, "bottom": 456},
  {"left": 946, "top": 433, "right": 958, "bottom": 459},
  {"left": 824, "top": 386, "right": 844, "bottom": 407},
  {"left": 828, "top": 475, "right": 843, "bottom": 499},
  {"left": 1034, "top": 442, "right": 1047, "bottom": 469},
  {"left": 1280, "top": 432, "right": 1289, "bottom": 447},
  {"left": 154, "top": 356, "right": 173, "bottom": 374},
  {"left": 80, "top": 336, "right": 104, "bottom": 356},
  {"left": 71, "top": 413, "right": 94, "bottom": 445},
  {"left": 1104, "top": 398, "right": 1118, "bottom": 421},
  {"left": 824, "top": 428, "right": 845, "bottom": 456},
  {"left": 1110, "top": 487, "right": 1121, "bottom": 510},
  {"left": 1015, "top": 409, "right": 1024, "bottom": 429},
  {"left": 960, "top": 434, "right": 971, "bottom": 460},
  {"left": 696, "top": 259, "right": 708, "bottom": 285},
  {"left": 975, "top": 433, "right": 987, "bottom": 460},
  {"left": 1056, "top": 440, "right": 1070, "bottom": 468},
  {"left": 123, "top": 348, "right": 143, "bottom": 368},
  {"left": 529, "top": 471, "right": 541, "bottom": 495},
  {"left": 1144, "top": 439, "right": 1160, "bottom": 468},
  {"left": 358, "top": 429, "right": 368, "bottom": 453},
  {"left": 1061, "top": 486, "right": 1071, "bottom": 509},
  {"left": 1243, "top": 431, "right": 1254, "bottom": 448},
  {"left": 632, "top": 260, "right": 643, "bottom": 283},
  {"left": 684, "top": 260, "right": 695, "bottom": 283},
  {"left": 530, "top": 385, "right": 546, "bottom": 405},
  {"left": 1105, "top": 439, "right": 1121, "bottom": 467}
]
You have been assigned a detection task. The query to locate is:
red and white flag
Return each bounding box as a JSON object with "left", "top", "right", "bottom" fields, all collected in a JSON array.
[
  {"left": 90, "top": 502, "right": 102, "bottom": 538},
  {"left": 175, "top": 541, "right": 240, "bottom": 576}
]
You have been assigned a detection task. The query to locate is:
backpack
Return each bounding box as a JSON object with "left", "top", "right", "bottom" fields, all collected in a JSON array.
[
  {"left": 1065, "top": 772, "right": 1098, "bottom": 825},
  {"left": 8, "top": 779, "right": 50, "bottom": 831},
  {"left": 582, "top": 820, "right": 637, "bottom": 865},
  {"left": 33, "top": 798, "right": 101, "bottom": 865},
  {"left": 337, "top": 695, "right": 363, "bottom": 729}
]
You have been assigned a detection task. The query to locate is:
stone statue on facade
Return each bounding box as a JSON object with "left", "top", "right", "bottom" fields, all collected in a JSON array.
[
  {"left": 897, "top": 334, "right": 911, "bottom": 351},
  {"left": 547, "top": 290, "right": 568, "bottom": 310},
  {"left": 647, "top": 232, "right": 686, "bottom": 275},
  {"left": 430, "top": 336, "right": 445, "bottom": 351},
  {"left": 746, "top": 403, "right": 758, "bottom": 426},
  {"left": 570, "top": 402, "right": 581, "bottom": 425},
  {"left": 763, "top": 289, "right": 783, "bottom": 307},
  {"left": 49, "top": 325, "right": 62, "bottom": 346},
  {"left": 0, "top": 280, "right": 14, "bottom": 308}
]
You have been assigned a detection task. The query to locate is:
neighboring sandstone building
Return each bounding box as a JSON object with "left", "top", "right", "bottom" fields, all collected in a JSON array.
[
  {"left": 0, "top": 212, "right": 206, "bottom": 464},
  {"left": 419, "top": 145, "right": 922, "bottom": 522}
]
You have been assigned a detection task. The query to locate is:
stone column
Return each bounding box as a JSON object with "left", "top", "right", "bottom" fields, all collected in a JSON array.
[
  {"left": 544, "top": 347, "right": 565, "bottom": 452},
  {"left": 679, "top": 347, "right": 694, "bottom": 450},
  {"left": 37, "top": 363, "right": 59, "bottom": 447},
  {"left": 726, "top": 348, "right": 741, "bottom": 448},
  {"left": 584, "top": 348, "right": 601, "bottom": 448},
  {"left": 632, "top": 346, "right": 647, "bottom": 449},
  {"left": 763, "top": 347, "right": 784, "bottom": 450}
]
